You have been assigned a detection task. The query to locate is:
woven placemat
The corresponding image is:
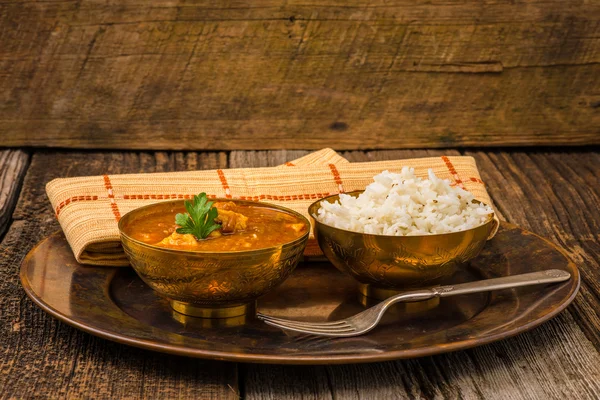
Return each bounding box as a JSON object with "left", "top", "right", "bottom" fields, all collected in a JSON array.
[{"left": 46, "top": 149, "right": 498, "bottom": 266}]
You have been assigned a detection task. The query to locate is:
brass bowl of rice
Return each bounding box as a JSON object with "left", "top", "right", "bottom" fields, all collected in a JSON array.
[{"left": 308, "top": 169, "right": 496, "bottom": 299}]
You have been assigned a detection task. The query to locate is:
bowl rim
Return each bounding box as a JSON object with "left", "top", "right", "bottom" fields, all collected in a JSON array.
[
  {"left": 118, "top": 198, "right": 310, "bottom": 256},
  {"left": 308, "top": 190, "right": 496, "bottom": 239}
]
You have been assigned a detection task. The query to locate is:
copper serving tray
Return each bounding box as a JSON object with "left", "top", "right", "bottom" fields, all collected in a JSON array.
[{"left": 20, "top": 223, "right": 579, "bottom": 365}]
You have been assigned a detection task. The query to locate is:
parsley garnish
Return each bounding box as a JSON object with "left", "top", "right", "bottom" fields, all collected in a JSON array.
[{"left": 175, "top": 193, "right": 221, "bottom": 240}]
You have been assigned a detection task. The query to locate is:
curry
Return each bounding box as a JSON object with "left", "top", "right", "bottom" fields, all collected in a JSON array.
[{"left": 124, "top": 200, "right": 308, "bottom": 252}]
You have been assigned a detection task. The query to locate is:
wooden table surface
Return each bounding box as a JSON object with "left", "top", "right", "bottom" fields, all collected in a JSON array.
[{"left": 1, "top": 148, "right": 599, "bottom": 399}]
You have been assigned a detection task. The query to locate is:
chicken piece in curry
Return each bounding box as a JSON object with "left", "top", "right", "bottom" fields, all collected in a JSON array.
[
  {"left": 127, "top": 201, "right": 308, "bottom": 252},
  {"left": 213, "top": 202, "right": 249, "bottom": 233}
]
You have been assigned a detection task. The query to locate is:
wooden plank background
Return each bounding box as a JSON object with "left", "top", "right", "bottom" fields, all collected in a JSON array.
[{"left": 0, "top": 0, "right": 599, "bottom": 150}]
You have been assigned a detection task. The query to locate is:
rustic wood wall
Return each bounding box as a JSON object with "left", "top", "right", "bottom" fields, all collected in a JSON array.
[{"left": 0, "top": 0, "right": 598, "bottom": 150}]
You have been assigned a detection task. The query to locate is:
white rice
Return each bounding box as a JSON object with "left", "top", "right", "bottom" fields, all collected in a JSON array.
[{"left": 315, "top": 167, "right": 494, "bottom": 236}]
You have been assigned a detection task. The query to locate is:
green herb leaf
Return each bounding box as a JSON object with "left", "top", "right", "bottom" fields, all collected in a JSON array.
[{"left": 175, "top": 193, "right": 222, "bottom": 240}]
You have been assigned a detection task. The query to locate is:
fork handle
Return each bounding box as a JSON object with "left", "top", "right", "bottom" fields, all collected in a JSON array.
[{"left": 387, "top": 269, "right": 571, "bottom": 305}]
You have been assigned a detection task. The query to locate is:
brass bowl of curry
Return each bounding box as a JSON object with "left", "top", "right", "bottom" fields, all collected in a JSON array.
[{"left": 118, "top": 198, "right": 310, "bottom": 319}]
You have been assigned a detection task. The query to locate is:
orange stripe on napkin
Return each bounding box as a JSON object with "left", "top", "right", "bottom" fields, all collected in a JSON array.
[
  {"left": 328, "top": 164, "right": 345, "bottom": 193},
  {"left": 217, "top": 169, "right": 232, "bottom": 199},
  {"left": 441, "top": 156, "right": 465, "bottom": 189},
  {"left": 103, "top": 175, "right": 121, "bottom": 221}
]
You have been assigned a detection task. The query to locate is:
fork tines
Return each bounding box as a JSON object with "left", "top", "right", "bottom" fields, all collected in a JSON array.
[{"left": 257, "top": 313, "right": 358, "bottom": 335}]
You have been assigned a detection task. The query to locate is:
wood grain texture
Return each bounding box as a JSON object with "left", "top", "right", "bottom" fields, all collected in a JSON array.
[
  {"left": 0, "top": 151, "right": 238, "bottom": 399},
  {"left": 0, "top": 150, "right": 29, "bottom": 240},
  {"left": 240, "top": 149, "right": 600, "bottom": 400},
  {"left": 1, "top": 1, "right": 599, "bottom": 150},
  {"left": 230, "top": 151, "right": 310, "bottom": 168},
  {"left": 465, "top": 150, "right": 600, "bottom": 352},
  {"left": 3, "top": 149, "right": 600, "bottom": 399}
]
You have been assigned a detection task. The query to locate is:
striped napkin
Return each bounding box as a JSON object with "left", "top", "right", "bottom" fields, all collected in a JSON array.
[{"left": 46, "top": 149, "right": 498, "bottom": 266}]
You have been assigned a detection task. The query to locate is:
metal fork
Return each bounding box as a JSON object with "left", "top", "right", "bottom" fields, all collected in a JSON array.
[{"left": 257, "top": 269, "right": 571, "bottom": 337}]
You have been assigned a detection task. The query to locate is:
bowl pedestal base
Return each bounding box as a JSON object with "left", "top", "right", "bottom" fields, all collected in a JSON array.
[
  {"left": 357, "top": 283, "right": 441, "bottom": 313},
  {"left": 170, "top": 299, "right": 255, "bottom": 319}
]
